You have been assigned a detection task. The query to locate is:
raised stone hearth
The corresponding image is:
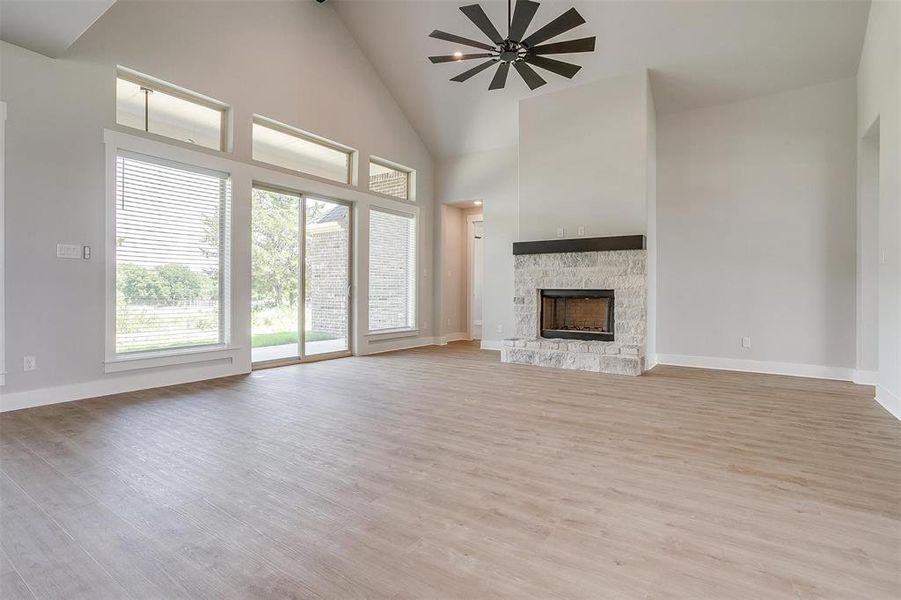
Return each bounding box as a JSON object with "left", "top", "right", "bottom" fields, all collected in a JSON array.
[
  {"left": 501, "top": 244, "right": 647, "bottom": 376},
  {"left": 501, "top": 338, "right": 644, "bottom": 376}
]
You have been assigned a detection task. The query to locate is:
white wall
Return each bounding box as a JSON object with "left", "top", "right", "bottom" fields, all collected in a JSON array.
[
  {"left": 0, "top": 101, "right": 5, "bottom": 387},
  {"left": 436, "top": 148, "right": 517, "bottom": 349},
  {"left": 656, "top": 78, "right": 858, "bottom": 374},
  {"left": 857, "top": 0, "right": 901, "bottom": 415},
  {"left": 440, "top": 204, "right": 465, "bottom": 337},
  {"left": 518, "top": 72, "right": 649, "bottom": 241},
  {"left": 645, "top": 74, "right": 658, "bottom": 366},
  {"left": 0, "top": 0, "right": 435, "bottom": 403}
]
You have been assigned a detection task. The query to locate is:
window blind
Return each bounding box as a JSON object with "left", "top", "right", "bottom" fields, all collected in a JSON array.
[
  {"left": 115, "top": 152, "right": 230, "bottom": 354},
  {"left": 252, "top": 119, "right": 352, "bottom": 184},
  {"left": 116, "top": 77, "right": 226, "bottom": 151},
  {"left": 368, "top": 208, "right": 416, "bottom": 331}
]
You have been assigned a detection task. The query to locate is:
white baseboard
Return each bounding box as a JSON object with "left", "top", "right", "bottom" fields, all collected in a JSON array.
[
  {"left": 1, "top": 358, "right": 245, "bottom": 413},
  {"left": 875, "top": 385, "right": 900, "bottom": 421},
  {"left": 644, "top": 353, "right": 658, "bottom": 370},
  {"left": 852, "top": 369, "right": 879, "bottom": 385},
  {"left": 655, "top": 353, "right": 857, "bottom": 382},
  {"left": 444, "top": 331, "right": 470, "bottom": 343},
  {"left": 362, "top": 335, "right": 441, "bottom": 355},
  {"left": 480, "top": 339, "right": 504, "bottom": 351}
]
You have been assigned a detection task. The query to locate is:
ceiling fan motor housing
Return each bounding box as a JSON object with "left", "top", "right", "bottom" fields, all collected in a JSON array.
[{"left": 499, "top": 40, "right": 525, "bottom": 63}]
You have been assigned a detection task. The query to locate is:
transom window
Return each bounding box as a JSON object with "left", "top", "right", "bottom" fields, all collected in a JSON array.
[
  {"left": 369, "top": 158, "right": 413, "bottom": 200},
  {"left": 114, "top": 151, "right": 231, "bottom": 354},
  {"left": 116, "top": 70, "right": 228, "bottom": 151},
  {"left": 252, "top": 116, "right": 354, "bottom": 184}
]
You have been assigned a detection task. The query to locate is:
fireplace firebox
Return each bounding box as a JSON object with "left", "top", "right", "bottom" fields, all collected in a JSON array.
[{"left": 540, "top": 289, "right": 614, "bottom": 341}]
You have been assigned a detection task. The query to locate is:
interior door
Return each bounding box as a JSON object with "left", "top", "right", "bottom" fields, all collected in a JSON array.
[{"left": 471, "top": 220, "right": 483, "bottom": 340}]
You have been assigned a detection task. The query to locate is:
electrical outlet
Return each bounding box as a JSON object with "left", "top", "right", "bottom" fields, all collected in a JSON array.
[
  {"left": 446, "top": 318, "right": 451, "bottom": 326},
  {"left": 23, "top": 356, "right": 37, "bottom": 371},
  {"left": 741, "top": 337, "right": 751, "bottom": 349},
  {"left": 556, "top": 227, "right": 565, "bottom": 238},
  {"left": 496, "top": 324, "right": 503, "bottom": 334},
  {"left": 578, "top": 226, "right": 585, "bottom": 236}
]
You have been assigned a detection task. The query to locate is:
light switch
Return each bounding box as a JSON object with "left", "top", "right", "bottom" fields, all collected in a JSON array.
[{"left": 56, "top": 244, "right": 81, "bottom": 259}]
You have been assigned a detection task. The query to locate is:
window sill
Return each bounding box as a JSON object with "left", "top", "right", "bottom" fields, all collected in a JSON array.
[
  {"left": 365, "top": 328, "right": 419, "bottom": 341},
  {"left": 104, "top": 345, "right": 239, "bottom": 373},
  {"left": 367, "top": 188, "right": 416, "bottom": 205}
]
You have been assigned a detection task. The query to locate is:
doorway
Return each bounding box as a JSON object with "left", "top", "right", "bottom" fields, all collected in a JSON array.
[
  {"left": 251, "top": 186, "right": 352, "bottom": 366},
  {"left": 439, "top": 202, "right": 483, "bottom": 342}
]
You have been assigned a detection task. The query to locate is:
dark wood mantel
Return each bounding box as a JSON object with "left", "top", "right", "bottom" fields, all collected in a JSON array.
[{"left": 512, "top": 235, "right": 645, "bottom": 255}]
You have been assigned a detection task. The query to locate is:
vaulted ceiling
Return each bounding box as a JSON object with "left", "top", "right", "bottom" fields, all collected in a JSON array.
[
  {"left": 334, "top": 0, "right": 870, "bottom": 158},
  {"left": 1, "top": 0, "right": 870, "bottom": 160},
  {"left": 0, "top": 0, "right": 117, "bottom": 58}
]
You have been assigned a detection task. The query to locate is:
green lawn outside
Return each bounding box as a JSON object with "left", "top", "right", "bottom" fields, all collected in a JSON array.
[{"left": 251, "top": 330, "right": 337, "bottom": 348}]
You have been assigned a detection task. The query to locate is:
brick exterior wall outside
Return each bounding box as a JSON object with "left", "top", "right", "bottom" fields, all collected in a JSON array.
[
  {"left": 306, "top": 222, "right": 349, "bottom": 337},
  {"left": 368, "top": 210, "right": 415, "bottom": 330},
  {"left": 369, "top": 170, "right": 408, "bottom": 199}
]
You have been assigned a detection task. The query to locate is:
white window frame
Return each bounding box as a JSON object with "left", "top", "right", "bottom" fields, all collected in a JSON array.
[
  {"left": 368, "top": 155, "right": 415, "bottom": 202},
  {"left": 366, "top": 202, "right": 419, "bottom": 336},
  {"left": 103, "top": 129, "right": 238, "bottom": 373},
  {"left": 252, "top": 115, "right": 357, "bottom": 186},
  {"left": 116, "top": 67, "right": 231, "bottom": 152}
]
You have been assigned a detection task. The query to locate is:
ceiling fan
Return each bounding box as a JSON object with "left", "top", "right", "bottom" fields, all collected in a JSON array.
[{"left": 428, "top": 0, "right": 595, "bottom": 91}]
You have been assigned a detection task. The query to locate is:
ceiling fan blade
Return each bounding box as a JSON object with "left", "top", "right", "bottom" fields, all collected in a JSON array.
[
  {"left": 429, "top": 30, "right": 496, "bottom": 52},
  {"left": 451, "top": 59, "right": 498, "bottom": 82},
  {"left": 508, "top": 0, "right": 540, "bottom": 42},
  {"left": 532, "top": 37, "right": 596, "bottom": 55},
  {"left": 513, "top": 61, "right": 547, "bottom": 90},
  {"left": 429, "top": 53, "right": 495, "bottom": 64},
  {"left": 524, "top": 55, "right": 581, "bottom": 78},
  {"left": 460, "top": 4, "right": 505, "bottom": 45},
  {"left": 489, "top": 62, "right": 510, "bottom": 90},
  {"left": 521, "top": 7, "right": 585, "bottom": 47}
]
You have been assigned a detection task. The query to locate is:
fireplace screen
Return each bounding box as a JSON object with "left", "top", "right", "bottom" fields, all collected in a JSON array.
[{"left": 540, "top": 289, "right": 614, "bottom": 341}]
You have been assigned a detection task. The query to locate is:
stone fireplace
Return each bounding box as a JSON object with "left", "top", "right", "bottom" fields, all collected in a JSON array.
[{"left": 501, "top": 236, "right": 647, "bottom": 376}]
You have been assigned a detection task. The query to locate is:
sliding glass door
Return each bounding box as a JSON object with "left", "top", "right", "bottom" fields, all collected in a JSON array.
[{"left": 251, "top": 187, "right": 351, "bottom": 365}]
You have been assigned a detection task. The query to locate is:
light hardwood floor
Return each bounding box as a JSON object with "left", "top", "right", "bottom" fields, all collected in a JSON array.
[{"left": 1, "top": 342, "right": 899, "bottom": 599}]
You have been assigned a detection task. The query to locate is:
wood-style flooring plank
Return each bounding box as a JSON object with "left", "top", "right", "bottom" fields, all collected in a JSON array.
[{"left": 1, "top": 341, "right": 898, "bottom": 599}]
